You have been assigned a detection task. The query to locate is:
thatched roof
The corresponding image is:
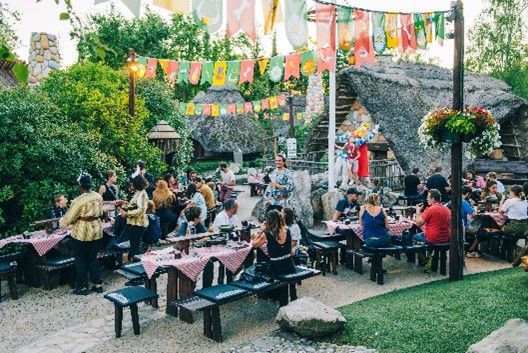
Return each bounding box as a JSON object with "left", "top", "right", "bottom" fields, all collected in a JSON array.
[
  {"left": 188, "top": 85, "right": 266, "bottom": 154},
  {"left": 0, "top": 59, "right": 21, "bottom": 89}
]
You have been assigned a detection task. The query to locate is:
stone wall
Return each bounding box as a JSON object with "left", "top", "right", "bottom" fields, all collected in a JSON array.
[{"left": 28, "top": 32, "right": 61, "bottom": 85}]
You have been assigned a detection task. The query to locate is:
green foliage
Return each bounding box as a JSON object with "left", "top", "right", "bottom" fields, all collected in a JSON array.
[
  {"left": 499, "top": 62, "right": 528, "bottom": 100},
  {"left": 295, "top": 118, "right": 317, "bottom": 152},
  {"left": 328, "top": 268, "right": 528, "bottom": 353},
  {"left": 188, "top": 161, "right": 224, "bottom": 175},
  {"left": 466, "top": 0, "right": 528, "bottom": 74},
  {"left": 0, "top": 4, "right": 20, "bottom": 58},
  {"left": 0, "top": 86, "right": 119, "bottom": 234}
]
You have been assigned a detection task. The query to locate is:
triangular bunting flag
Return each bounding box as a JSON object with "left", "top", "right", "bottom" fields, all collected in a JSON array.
[
  {"left": 386, "top": 13, "right": 399, "bottom": 48},
  {"left": 257, "top": 58, "right": 269, "bottom": 75},
  {"left": 166, "top": 60, "right": 179, "bottom": 82},
  {"left": 201, "top": 61, "right": 214, "bottom": 84},
  {"left": 282, "top": 113, "right": 290, "bottom": 121},
  {"left": 189, "top": 62, "right": 202, "bottom": 85},
  {"left": 120, "top": 0, "right": 141, "bottom": 18},
  {"left": 236, "top": 103, "right": 244, "bottom": 114},
  {"left": 261, "top": 98, "right": 269, "bottom": 111},
  {"left": 413, "top": 13, "right": 427, "bottom": 50},
  {"left": 226, "top": 0, "right": 256, "bottom": 41},
  {"left": 192, "top": 0, "right": 223, "bottom": 34},
  {"left": 153, "top": 0, "right": 190, "bottom": 14},
  {"left": 158, "top": 59, "right": 169, "bottom": 74},
  {"left": 300, "top": 51, "right": 317, "bottom": 76},
  {"left": 203, "top": 104, "right": 212, "bottom": 116},
  {"left": 269, "top": 96, "right": 279, "bottom": 109},
  {"left": 315, "top": 2, "right": 336, "bottom": 50},
  {"left": 278, "top": 94, "right": 287, "bottom": 107},
  {"left": 400, "top": 14, "right": 417, "bottom": 54},
  {"left": 284, "top": 0, "right": 308, "bottom": 49},
  {"left": 337, "top": 7, "right": 353, "bottom": 53},
  {"left": 244, "top": 102, "right": 253, "bottom": 113},
  {"left": 268, "top": 56, "right": 284, "bottom": 83},
  {"left": 211, "top": 104, "right": 220, "bottom": 117},
  {"left": 424, "top": 13, "right": 434, "bottom": 43},
  {"left": 137, "top": 56, "right": 148, "bottom": 78},
  {"left": 179, "top": 103, "right": 187, "bottom": 114},
  {"left": 434, "top": 12, "right": 445, "bottom": 46},
  {"left": 253, "top": 101, "right": 261, "bottom": 112},
  {"left": 186, "top": 103, "right": 195, "bottom": 115},
  {"left": 239, "top": 60, "right": 255, "bottom": 84},
  {"left": 317, "top": 47, "right": 335, "bottom": 73},
  {"left": 219, "top": 104, "right": 228, "bottom": 116},
  {"left": 262, "top": 0, "right": 282, "bottom": 35},
  {"left": 296, "top": 112, "right": 303, "bottom": 120},
  {"left": 354, "top": 10, "right": 375, "bottom": 67},
  {"left": 284, "top": 53, "right": 301, "bottom": 80},
  {"left": 177, "top": 61, "right": 190, "bottom": 83},
  {"left": 195, "top": 104, "right": 203, "bottom": 115},
  {"left": 371, "top": 12, "right": 387, "bottom": 55},
  {"left": 146, "top": 58, "right": 157, "bottom": 78},
  {"left": 227, "top": 103, "right": 236, "bottom": 114},
  {"left": 226, "top": 61, "right": 241, "bottom": 85},
  {"left": 212, "top": 61, "right": 227, "bottom": 86}
]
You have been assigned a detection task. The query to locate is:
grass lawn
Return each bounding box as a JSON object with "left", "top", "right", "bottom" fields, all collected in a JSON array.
[{"left": 326, "top": 268, "right": 528, "bottom": 353}]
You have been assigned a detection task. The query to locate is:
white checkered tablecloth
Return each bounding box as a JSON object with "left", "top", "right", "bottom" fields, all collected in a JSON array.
[
  {"left": 141, "top": 242, "right": 253, "bottom": 281},
  {"left": 324, "top": 221, "right": 413, "bottom": 242},
  {"left": 0, "top": 229, "right": 70, "bottom": 256}
]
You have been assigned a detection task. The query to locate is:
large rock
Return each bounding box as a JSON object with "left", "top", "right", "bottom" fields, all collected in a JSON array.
[
  {"left": 311, "top": 188, "right": 326, "bottom": 222},
  {"left": 291, "top": 170, "right": 313, "bottom": 228},
  {"left": 276, "top": 297, "right": 346, "bottom": 338},
  {"left": 467, "top": 319, "right": 528, "bottom": 353},
  {"left": 321, "top": 189, "right": 344, "bottom": 221}
]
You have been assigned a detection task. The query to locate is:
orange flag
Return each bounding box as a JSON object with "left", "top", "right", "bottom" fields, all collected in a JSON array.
[
  {"left": 317, "top": 47, "right": 336, "bottom": 73},
  {"left": 284, "top": 53, "right": 301, "bottom": 80},
  {"left": 165, "top": 60, "right": 179, "bottom": 82},
  {"left": 353, "top": 9, "right": 375, "bottom": 67},
  {"left": 189, "top": 62, "right": 202, "bottom": 85},
  {"left": 239, "top": 60, "right": 255, "bottom": 84},
  {"left": 226, "top": 0, "right": 256, "bottom": 41},
  {"left": 315, "top": 2, "right": 336, "bottom": 50},
  {"left": 146, "top": 58, "right": 157, "bottom": 78},
  {"left": 400, "top": 14, "right": 417, "bottom": 54}
]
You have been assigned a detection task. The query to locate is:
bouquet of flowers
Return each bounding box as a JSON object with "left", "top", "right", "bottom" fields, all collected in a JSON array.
[{"left": 418, "top": 107, "right": 501, "bottom": 158}]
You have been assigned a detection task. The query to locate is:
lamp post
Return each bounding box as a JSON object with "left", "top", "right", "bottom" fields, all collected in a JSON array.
[
  {"left": 127, "top": 48, "right": 139, "bottom": 116},
  {"left": 287, "top": 88, "right": 295, "bottom": 138}
]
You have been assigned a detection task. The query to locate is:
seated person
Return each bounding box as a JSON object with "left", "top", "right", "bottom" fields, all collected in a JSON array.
[
  {"left": 332, "top": 187, "right": 361, "bottom": 221},
  {"left": 47, "top": 194, "right": 68, "bottom": 219},
  {"left": 177, "top": 206, "right": 208, "bottom": 237},
  {"left": 164, "top": 173, "right": 179, "bottom": 192},
  {"left": 480, "top": 180, "right": 503, "bottom": 211},
  {"left": 414, "top": 189, "right": 451, "bottom": 245},
  {"left": 251, "top": 209, "right": 296, "bottom": 275},
  {"left": 499, "top": 184, "right": 528, "bottom": 235},
  {"left": 208, "top": 181, "right": 219, "bottom": 201},
  {"left": 194, "top": 177, "right": 215, "bottom": 212},
  {"left": 143, "top": 201, "right": 161, "bottom": 245},
  {"left": 247, "top": 161, "right": 263, "bottom": 184},
  {"left": 404, "top": 168, "right": 423, "bottom": 199},
  {"left": 371, "top": 178, "right": 381, "bottom": 194},
  {"left": 463, "top": 170, "right": 485, "bottom": 189},
  {"left": 153, "top": 180, "right": 179, "bottom": 231},
  {"left": 486, "top": 172, "right": 505, "bottom": 194},
  {"left": 283, "top": 207, "right": 301, "bottom": 255},
  {"left": 213, "top": 199, "right": 239, "bottom": 232},
  {"left": 359, "top": 193, "right": 391, "bottom": 248}
]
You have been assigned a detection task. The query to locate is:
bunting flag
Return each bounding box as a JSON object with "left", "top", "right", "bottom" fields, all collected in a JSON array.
[
  {"left": 192, "top": 0, "right": 223, "bottom": 34},
  {"left": 315, "top": 2, "right": 336, "bottom": 50},
  {"left": 165, "top": 60, "right": 179, "bottom": 82},
  {"left": 186, "top": 103, "right": 195, "bottom": 115},
  {"left": 253, "top": 100, "right": 261, "bottom": 112},
  {"left": 284, "top": 53, "right": 301, "bottom": 80},
  {"left": 94, "top": 0, "right": 141, "bottom": 17},
  {"left": 146, "top": 58, "right": 157, "bottom": 78},
  {"left": 423, "top": 13, "right": 434, "bottom": 43},
  {"left": 296, "top": 112, "right": 303, "bottom": 120},
  {"left": 244, "top": 102, "right": 253, "bottom": 113},
  {"left": 371, "top": 12, "right": 387, "bottom": 55},
  {"left": 282, "top": 113, "right": 289, "bottom": 121},
  {"left": 227, "top": 103, "right": 236, "bottom": 114},
  {"left": 177, "top": 61, "right": 190, "bottom": 83},
  {"left": 200, "top": 61, "right": 214, "bottom": 84},
  {"left": 220, "top": 104, "right": 228, "bottom": 115},
  {"left": 284, "top": 0, "right": 308, "bottom": 49},
  {"left": 269, "top": 96, "right": 279, "bottom": 109},
  {"left": 400, "top": 14, "right": 417, "bottom": 54},
  {"left": 257, "top": 58, "right": 269, "bottom": 75},
  {"left": 300, "top": 51, "right": 317, "bottom": 76},
  {"left": 337, "top": 7, "right": 353, "bottom": 53},
  {"left": 261, "top": 98, "right": 269, "bottom": 110},
  {"left": 211, "top": 104, "right": 220, "bottom": 116},
  {"left": 268, "top": 56, "right": 284, "bottom": 83},
  {"left": 239, "top": 60, "right": 255, "bottom": 84},
  {"left": 203, "top": 104, "right": 212, "bottom": 116},
  {"left": 137, "top": 56, "right": 147, "bottom": 78},
  {"left": 354, "top": 9, "right": 375, "bottom": 67},
  {"left": 153, "top": 0, "right": 190, "bottom": 14},
  {"left": 179, "top": 103, "right": 187, "bottom": 114},
  {"left": 278, "top": 94, "right": 287, "bottom": 107},
  {"left": 212, "top": 61, "right": 227, "bottom": 86},
  {"left": 189, "top": 62, "right": 202, "bottom": 85},
  {"left": 226, "top": 61, "right": 240, "bottom": 85},
  {"left": 317, "top": 47, "right": 335, "bottom": 73},
  {"left": 413, "top": 13, "right": 427, "bottom": 50},
  {"left": 385, "top": 13, "right": 399, "bottom": 48},
  {"left": 262, "top": 0, "right": 283, "bottom": 35},
  {"left": 236, "top": 103, "right": 244, "bottom": 114},
  {"left": 226, "top": 0, "right": 256, "bottom": 41},
  {"left": 434, "top": 12, "right": 445, "bottom": 46},
  {"left": 195, "top": 104, "right": 203, "bottom": 115},
  {"left": 158, "top": 59, "right": 169, "bottom": 75}
]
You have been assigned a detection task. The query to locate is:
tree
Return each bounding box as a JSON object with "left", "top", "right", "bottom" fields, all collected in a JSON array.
[
  {"left": 0, "top": 3, "right": 20, "bottom": 56},
  {"left": 466, "top": 0, "right": 528, "bottom": 74}
]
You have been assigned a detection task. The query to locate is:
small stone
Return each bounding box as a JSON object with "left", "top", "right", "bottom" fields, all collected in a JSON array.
[
  {"left": 31, "top": 41, "right": 36, "bottom": 50},
  {"left": 36, "top": 42, "right": 41, "bottom": 49},
  {"left": 50, "top": 54, "right": 59, "bottom": 62},
  {"left": 49, "top": 46, "right": 57, "bottom": 54},
  {"left": 33, "top": 64, "right": 42, "bottom": 75},
  {"left": 41, "top": 34, "right": 49, "bottom": 49},
  {"left": 30, "top": 51, "right": 36, "bottom": 60},
  {"left": 43, "top": 50, "right": 51, "bottom": 60},
  {"left": 47, "top": 34, "right": 56, "bottom": 41},
  {"left": 32, "top": 32, "right": 40, "bottom": 41},
  {"left": 29, "top": 76, "right": 37, "bottom": 83}
]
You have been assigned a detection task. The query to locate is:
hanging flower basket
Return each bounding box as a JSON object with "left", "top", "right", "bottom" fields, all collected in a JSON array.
[{"left": 418, "top": 107, "right": 501, "bottom": 158}]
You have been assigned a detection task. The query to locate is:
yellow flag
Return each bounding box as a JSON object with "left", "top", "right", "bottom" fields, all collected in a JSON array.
[
  {"left": 186, "top": 103, "right": 195, "bottom": 115},
  {"left": 262, "top": 0, "right": 284, "bottom": 35},
  {"left": 211, "top": 104, "right": 220, "bottom": 117},
  {"left": 423, "top": 13, "right": 434, "bottom": 43},
  {"left": 153, "top": 0, "right": 190, "bottom": 14},
  {"left": 282, "top": 113, "right": 289, "bottom": 121},
  {"left": 212, "top": 61, "right": 227, "bottom": 86},
  {"left": 158, "top": 59, "right": 169, "bottom": 74},
  {"left": 257, "top": 58, "right": 269, "bottom": 75},
  {"left": 385, "top": 13, "right": 399, "bottom": 48}
]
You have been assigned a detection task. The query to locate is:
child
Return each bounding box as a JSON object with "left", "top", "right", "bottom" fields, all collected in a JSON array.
[{"left": 344, "top": 134, "right": 361, "bottom": 186}]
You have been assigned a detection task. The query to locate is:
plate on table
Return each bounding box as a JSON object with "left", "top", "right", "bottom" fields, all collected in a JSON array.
[{"left": 219, "top": 225, "right": 234, "bottom": 232}]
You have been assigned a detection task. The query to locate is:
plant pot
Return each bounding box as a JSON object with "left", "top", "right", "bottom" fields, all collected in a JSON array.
[
  {"left": 439, "top": 130, "right": 461, "bottom": 143},
  {"left": 463, "top": 132, "right": 477, "bottom": 143}
]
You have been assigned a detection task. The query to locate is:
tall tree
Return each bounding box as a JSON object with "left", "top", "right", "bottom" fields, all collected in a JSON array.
[{"left": 466, "top": 0, "right": 528, "bottom": 74}]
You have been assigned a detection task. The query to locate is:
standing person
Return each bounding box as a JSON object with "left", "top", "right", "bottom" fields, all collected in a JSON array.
[
  {"left": 213, "top": 199, "right": 239, "bottom": 232},
  {"left": 218, "top": 162, "right": 236, "bottom": 202},
  {"left": 359, "top": 193, "right": 391, "bottom": 248},
  {"left": 343, "top": 134, "right": 361, "bottom": 187},
  {"left": 59, "top": 174, "right": 104, "bottom": 295},
  {"left": 404, "top": 168, "right": 422, "bottom": 199},
  {"left": 194, "top": 177, "right": 215, "bottom": 211},
  {"left": 98, "top": 170, "right": 120, "bottom": 203},
  {"left": 47, "top": 194, "right": 68, "bottom": 219},
  {"left": 134, "top": 161, "right": 155, "bottom": 199},
  {"left": 264, "top": 154, "right": 293, "bottom": 212},
  {"left": 332, "top": 188, "right": 361, "bottom": 221},
  {"left": 334, "top": 120, "right": 352, "bottom": 188},
  {"left": 251, "top": 209, "right": 296, "bottom": 275},
  {"left": 426, "top": 167, "right": 451, "bottom": 202},
  {"left": 119, "top": 175, "right": 149, "bottom": 258}
]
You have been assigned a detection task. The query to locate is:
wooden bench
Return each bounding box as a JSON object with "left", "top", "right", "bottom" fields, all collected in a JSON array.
[
  {"left": 104, "top": 286, "right": 159, "bottom": 338},
  {"left": 36, "top": 256, "right": 76, "bottom": 290},
  {"left": 115, "top": 262, "right": 168, "bottom": 308},
  {"left": 312, "top": 241, "right": 346, "bottom": 276},
  {"left": 478, "top": 231, "right": 527, "bottom": 262},
  {"left": 172, "top": 266, "right": 320, "bottom": 342},
  {"left": 0, "top": 262, "right": 18, "bottom": 301},
  {"left": 474, "top": 159, "right": 528, "bottom": 186}
]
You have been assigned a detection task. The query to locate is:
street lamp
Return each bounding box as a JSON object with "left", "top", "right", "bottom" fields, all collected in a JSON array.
[{"left": 127, "top": 48, "right": 138, "bottom": 116}]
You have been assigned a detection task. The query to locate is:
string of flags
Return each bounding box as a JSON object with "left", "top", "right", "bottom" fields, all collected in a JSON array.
[{"left": 176, "top": 93, "right": 308, "bottom": 120}]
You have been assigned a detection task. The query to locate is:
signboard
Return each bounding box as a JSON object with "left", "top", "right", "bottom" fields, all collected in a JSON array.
[{"left": 286, "top": 138, "right": 297, "bottom": 159}]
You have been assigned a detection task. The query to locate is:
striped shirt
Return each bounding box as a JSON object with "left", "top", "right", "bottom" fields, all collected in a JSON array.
[
  {"left": 59, "top": 191, "right": 103, "bottom": 242},
  {"left": 126, "top": 190, "right": 149, "bottom": 227}
]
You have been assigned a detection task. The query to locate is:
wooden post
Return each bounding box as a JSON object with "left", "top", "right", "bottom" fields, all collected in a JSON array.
[
  {"left": 128, "top": 48, "right": 136, "bottom": 116},
  {"left": 449, "top": 0, "right": 465, "bottom": 281},
  {"left": 287, "top": 90, "right": 295, "bottom": 138}
]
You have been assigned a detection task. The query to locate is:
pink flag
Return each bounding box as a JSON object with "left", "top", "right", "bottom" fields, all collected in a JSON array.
[
  {"left": 284, "top": 53, "right": 301, "bottom": 80},
  {"left": 244, "top": 102, "right": 253, "bottom": 113},
  {"left": 226, "top": 0, "right": 256, "bottom": 41},
  {"left": 228, "top": 103, "right": 236, "bottom": 115},
  {"left": 239, "top": 60, "right": 255, "bottom": 84},
  {"left": 146, "top": 58, "right": 157, "bottom": 78},
  {"left": 315, "top": 2, "right": 336, "bottom": 50},
  {"left": 400, "top": 14, "right": 417, "bottom": 54},
  {"left": 203, "top": 104, "right": 212, "bottom": 116},
  {"left": 166, "top": 60, "right": 179, "bottom": 83},
  {"left": 278, "top": 94, "right": 287, "bottom": 107},
  {"left": 189, "top": 62, "right": 202, "bottom": 85},
  {"left": 317, "top": 47, "right": 336, "bottom": 73},
  {"left": 353, "top": 9, "right": 375, "bottom": 67},
  {"left": 261, "top": 98, "right": 269, "bottom": 111}
]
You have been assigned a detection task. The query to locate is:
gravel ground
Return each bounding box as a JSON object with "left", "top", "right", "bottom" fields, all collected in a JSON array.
[{"left": 0, "top": 185, "right": 513, "bottom": 353}]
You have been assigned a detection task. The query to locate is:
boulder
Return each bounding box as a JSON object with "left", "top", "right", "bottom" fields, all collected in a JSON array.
[
  {"left": 47, "top": 34, "right": 56, "bottom": 41},
  {"left": 311, "top": 188, "right": 326, "bottom": 222},
  {"left": 321, "top": 189, "right": 344, "bottom": 221},
  {"left": 311, "top": 172, "right": 329, "bottom": 190},
  {"left": 467, "top": 319, "right": 528, "bottom": 353},
  {"left": 251, "top": 197, "right": 266, "bottom": 223},
  {"left": 276, "top": 297, "right": 346, "bottom": 338},
  {"left": 291, "top": 170, "right": 313, "bottom": 228}
]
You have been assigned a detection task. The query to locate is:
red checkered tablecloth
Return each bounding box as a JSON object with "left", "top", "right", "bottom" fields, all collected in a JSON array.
[
  {"left": 0, "top": 229, "right": 70, "bottom": 257},
  {"left": 324, "top": 221, "right": 413, "bottom": 241},
  {"left": 141, "top": 242, "right": 253, "bottom": 280}
]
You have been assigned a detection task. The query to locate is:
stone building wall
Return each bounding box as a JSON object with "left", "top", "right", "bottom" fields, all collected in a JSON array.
[{"left": 28, "top": 32, "right": 61, "bottom": 85}]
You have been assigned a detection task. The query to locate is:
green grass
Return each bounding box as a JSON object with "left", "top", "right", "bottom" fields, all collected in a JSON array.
[{"left": 326, "top": 268, "right": 528, "bottom": 353}]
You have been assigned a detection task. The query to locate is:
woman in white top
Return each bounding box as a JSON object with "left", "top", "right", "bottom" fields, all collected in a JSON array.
[{"left": 499, "top": 185, "right": 528, "bottom": 235}]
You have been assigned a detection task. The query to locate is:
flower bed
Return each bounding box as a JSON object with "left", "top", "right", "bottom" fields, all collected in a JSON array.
[{"left": 418, "top": 107, "right": 501, "bottom": 158}]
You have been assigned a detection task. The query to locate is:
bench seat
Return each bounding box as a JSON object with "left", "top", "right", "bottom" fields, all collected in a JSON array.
[{"left": 36, "top": 256, "right": 76, "bottom": 290}]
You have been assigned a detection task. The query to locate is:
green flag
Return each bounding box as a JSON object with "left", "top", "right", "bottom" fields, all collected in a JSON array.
[
  {"left": 200, "top": 61, "right": 214, "bottom": 84},
  {"left": 300, "top": 51, "right": 316, "bottom": 76},
  {"left": 226, "top": 61, "right": 240, "bottom": 86},
  {"left": 414, "top": 13, "right": 427, "bottom": 49},
  {"left": 371, "top": 12, "right": 387, "bottom": 55},
  {"left": 192, "top": 0, "right": 223, "bottom": 34},
  {"left": 284, "top": 0, "right": 308, "bottom": 49},
  {"left": 337, "top": 7, "right": 353, "bottom": 54},
  {"left": 433, "top": 12, "right": 445, "bottom": 46},
  {"left": 177, "top": 61, "right": 190, "bottom": 83},
  {"left": 268, "top": 56, "right": 284, "bottom": 83}
]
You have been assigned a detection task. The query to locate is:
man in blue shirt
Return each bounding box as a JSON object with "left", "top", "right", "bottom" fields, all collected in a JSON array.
[{"left": 332, "top": 187, "right": 362, "bottom": 221}]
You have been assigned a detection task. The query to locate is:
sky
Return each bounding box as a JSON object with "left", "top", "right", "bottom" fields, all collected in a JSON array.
[{"left": 4, "top": 0, "right": 485, "bottom": 68}]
